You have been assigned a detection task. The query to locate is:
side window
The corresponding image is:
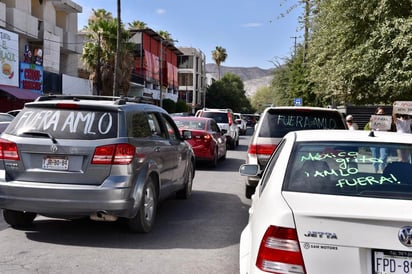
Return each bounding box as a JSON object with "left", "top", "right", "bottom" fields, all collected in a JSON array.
[
  {"left": 147, "top": 112, "right": 163, "bottom": 138},
  {"left": 210, "top": 120, "right": 220, "bottom": 132},
  {"left": 161, "top": 114, "right": 179, "bottom": 141},
  {"left": 128, "top": 112, "right": 151, "bottom": 138},
  {"left": 259, "top": 139, "right": 286, "bottom": 194}
]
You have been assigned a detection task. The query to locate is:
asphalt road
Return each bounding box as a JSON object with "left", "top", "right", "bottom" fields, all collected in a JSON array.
[{"left": 0, "top": 133, "right": 253, "bottom": 274}]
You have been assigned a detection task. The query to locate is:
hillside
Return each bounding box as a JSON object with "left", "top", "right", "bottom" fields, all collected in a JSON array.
[{"left": 205, "top": 63, "right": 274, "bottom": 97}]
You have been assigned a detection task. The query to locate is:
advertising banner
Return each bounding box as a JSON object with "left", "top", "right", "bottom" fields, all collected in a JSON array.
[{"left": 0, "top": 28, "right": 18, "bottom": 87}]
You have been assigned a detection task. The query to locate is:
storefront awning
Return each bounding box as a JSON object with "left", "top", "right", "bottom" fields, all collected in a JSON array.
[{"left": 0, "top": 84, "right": 41, "bottom": 100}]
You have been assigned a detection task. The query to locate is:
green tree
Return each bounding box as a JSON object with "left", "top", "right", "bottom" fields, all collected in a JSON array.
[
  {"left": 211, "top": 46, "right": 228, "bottom": 80},
  {"left": 128, "top": 20, "right": 147, "bottom": 30},
  {"left": 307, "top": 0, "right": 412, "bottom": 105},
  {"left": 206, "top": 73, "right": 253, "bottom": 113},
  {"left": 81, "top": 9, "right": 135, "bottom": 96}
]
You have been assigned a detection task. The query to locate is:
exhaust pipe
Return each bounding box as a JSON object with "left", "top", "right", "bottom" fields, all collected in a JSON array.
[{"left": 90, "top": 210, "right": 118, "bottom": 222}]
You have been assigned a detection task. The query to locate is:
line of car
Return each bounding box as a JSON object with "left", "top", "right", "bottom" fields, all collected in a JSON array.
[{"left": 7, "top": 100, "right": 405, "bottom": 274}]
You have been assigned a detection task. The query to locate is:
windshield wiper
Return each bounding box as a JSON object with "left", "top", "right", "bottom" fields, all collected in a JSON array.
[{"left": 20, "top": 131, "right": 57, "bottom": 144}]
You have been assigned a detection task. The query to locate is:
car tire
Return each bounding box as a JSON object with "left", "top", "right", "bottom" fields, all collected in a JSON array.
[
  {"left": 176, "top": 160, "right": 194, "bottom": 199},
  {"left": 245, "top": 185, "right": 255, "bottom": 199},
  {"left": 3, "top": 209, "right": 36, "bottom": 228},
  {"left": 128, "top": 177, "right": 157, "bottom": 233},
  {"left": 210, "top": 148, "right": 218, "bottom": 168}
]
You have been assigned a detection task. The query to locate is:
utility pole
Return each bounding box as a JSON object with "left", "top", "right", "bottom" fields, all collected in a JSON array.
[
  {"left": 113, "top": 0, "right": 121, "bottom": 97},
  {"left": 96, "top": 32, "right": 101, "bottom": 96},
  {"left": 159, "top": 39, "right": 164, "bottom": 108}
]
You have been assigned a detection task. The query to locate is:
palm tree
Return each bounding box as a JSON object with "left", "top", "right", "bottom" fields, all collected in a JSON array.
[
  {"left": 211, "top": 46, "right": 227, "bottom": 80},
  {"left": 158, "top": 30, "right": 173, "bottom": 42},
  {"left": 128, "top": 20, "right": 147, "bottom": 30},
  {"left": 81, "top": 8, "right": 134, "bottom": 96}
]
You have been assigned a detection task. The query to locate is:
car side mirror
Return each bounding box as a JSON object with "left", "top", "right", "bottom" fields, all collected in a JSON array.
[
  {"left": 239, "top": 164, "right": 261, "bottom": 176},
  {"left": 181, "top": 130, "right": 192, "bottom": 140}
]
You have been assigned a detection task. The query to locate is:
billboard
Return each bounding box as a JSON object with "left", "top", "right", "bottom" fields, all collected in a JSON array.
[{"left": 0, "top": 28, "right": 18, "bottom": 87}]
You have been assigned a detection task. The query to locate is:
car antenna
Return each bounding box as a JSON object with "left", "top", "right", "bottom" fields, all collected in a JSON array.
[{"left": 368, "top": 130, "right": 375, "bottom": 137}]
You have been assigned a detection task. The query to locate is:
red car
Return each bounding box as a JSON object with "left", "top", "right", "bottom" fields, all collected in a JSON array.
[{"left": 173, "top": 117, "right": 227, "bottom": 167}]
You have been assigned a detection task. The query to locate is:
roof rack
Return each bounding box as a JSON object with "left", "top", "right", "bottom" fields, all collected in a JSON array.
[{"left": 35, "top": 95, "right": 142, "bottom": 105}]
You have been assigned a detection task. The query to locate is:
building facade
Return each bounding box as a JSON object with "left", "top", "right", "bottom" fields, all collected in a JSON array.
[
  {"left": 177, "top": 47, "right": 206, "bottom": 112},
  {"left": 128, "top": 28, "right": 181, "bottom": 106},
  {"left": 0, "top": 0, "right": 85, "bottom": 112}
]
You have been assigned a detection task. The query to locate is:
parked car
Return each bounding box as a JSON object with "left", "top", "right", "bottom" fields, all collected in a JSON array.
[
  {"left": 234, "top": 112, "right": 247, "bottom": 135},
  {"left": 195, "top": 108, "right": 239, "bottom": 150},
  {"left": 244, "top": 106, "right": 347, "bottom": 198},
  {"left": 0, "top": 112, "right": 15, "bottom": 122},
  {"left": 173, "top": 116, "right": 227, "bottom": 167},
  {"left": 239, "top": 129, "right": 412, "bottom": 274},
  {"left": 0, "top": 95, "right": 195, "bottom": 233}
]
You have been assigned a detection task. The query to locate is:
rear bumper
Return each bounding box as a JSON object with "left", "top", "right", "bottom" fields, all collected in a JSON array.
[{"left": 0, "top": 178, "right": 137, "bottom": 218}]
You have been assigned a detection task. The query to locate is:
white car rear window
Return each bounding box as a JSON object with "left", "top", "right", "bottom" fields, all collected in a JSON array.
[{"left": 284, "top": 142, "right": 412, "bottom": 199}]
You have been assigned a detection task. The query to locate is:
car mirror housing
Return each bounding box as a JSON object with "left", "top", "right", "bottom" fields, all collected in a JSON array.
[{"left": 239, "top": 164, "right": 261, "bottom": 177}]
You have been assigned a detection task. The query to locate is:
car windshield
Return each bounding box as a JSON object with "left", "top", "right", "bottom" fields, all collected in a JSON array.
[
  {"left": 284, "top": 141, "right": 412, "bottom": 199},
  {"left": 259, "top": 109, "right": 346, "bottom": 137},
  {"left": 4, "top": 107, "right": 118, "bottom": 140},
  {"left": 202, "top": 112, "right": 228, "bottom": 123}
]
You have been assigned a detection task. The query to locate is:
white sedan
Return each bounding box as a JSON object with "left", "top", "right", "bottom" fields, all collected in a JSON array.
[{"left": 239, "top": 129, "right": 412, "bottom": 274}]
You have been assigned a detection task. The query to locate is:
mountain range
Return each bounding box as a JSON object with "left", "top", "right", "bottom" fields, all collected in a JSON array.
[{"left": 205, "top": 64, "right": 274, "bottom": 97}]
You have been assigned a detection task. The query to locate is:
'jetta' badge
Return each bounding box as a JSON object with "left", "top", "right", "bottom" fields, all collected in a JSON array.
[
  {"left": 398, "top": 226, "right": 412, "bottom": 247},
  {"left": 50, "top": 144, "right": 58, "bottom": 152}
]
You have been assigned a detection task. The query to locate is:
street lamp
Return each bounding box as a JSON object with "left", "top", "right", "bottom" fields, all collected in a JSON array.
[{"left": 159, "top": 39, "right": 178, "bottom": 108}]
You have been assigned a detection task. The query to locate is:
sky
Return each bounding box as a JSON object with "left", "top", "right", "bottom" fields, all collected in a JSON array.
[{"left": 74, "top": 0, "right": 303, "bottom": 70}]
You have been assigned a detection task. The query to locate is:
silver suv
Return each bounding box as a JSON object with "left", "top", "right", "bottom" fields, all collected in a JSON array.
[
  {"left": 0, "top": 95, "right": 195, "bottom": 233},
  {"left": 245, "top": 106, "right": 347, "bottom": 198},
  {"left": 195, "top": 108, "right": 239, "bottom": 149}
]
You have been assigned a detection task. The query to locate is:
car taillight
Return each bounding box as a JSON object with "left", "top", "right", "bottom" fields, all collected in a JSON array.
[
  {"left": 256, "top": 226, "right": 306, "bottom": 274},
  {"left": 228, "top": 113, "right": 233, "bottom": 126},
  {"left": 202, "top": 134, "right": 212, "bottom": 142},
  {"left": 92, "top": 143, "right": 135, "bottom": 165},
  {"left": 0, "top": 138, "right": 20, "bottom": 160},
  {"left": 248, "top": 144, "right": 277, "bottom": 156}
]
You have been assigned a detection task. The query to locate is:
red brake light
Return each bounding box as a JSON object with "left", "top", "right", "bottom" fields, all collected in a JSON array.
[
  {"left": 256, "top": 226, "right": 306, "bottom": 273},
  {"left": 248, "top": 144, "right": 277, "bottom": 156},
  {"left": 0, "top": 138, "right": 20, "bottom": 160},
  {"left": 56, "top": 103, "right": 79, "bottom": 109},
  {"left": 202, "top": 134, "right": 212, "bottom": 142},
  {"left": 228, "top": 113, "right": 233, "bottom": 126},
  {"left": 92, "top": 144, "right": 135, "bottom": 165}
]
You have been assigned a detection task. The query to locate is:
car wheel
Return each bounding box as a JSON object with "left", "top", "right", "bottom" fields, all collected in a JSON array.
[
  {"left": 3, "top": 209, "right": 36, "bottom": 228},
  {"left": 176, "top": 160, "right": 194, "bottom": 199},
  {"left": 209, "top": 148, "right": 218, "bottom": 168},
  {"left": 221, "top": 145, "right": 227, "bottom": 160},
  {"left": 245, "top": 185, "right": 255, "bottom": 199},
  {"left": 128, "top": 177, "right": 157, "bottom": 233}
]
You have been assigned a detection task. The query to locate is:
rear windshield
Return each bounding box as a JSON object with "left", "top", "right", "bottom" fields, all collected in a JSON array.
[
  {"left": 5, "top": 108, "right": 118, "bottom": 140},
  {"left": 259, "top": 109, "right": 346, "bottom": 137},
  {"left": 201, "top": 112, "right": 228, "bottom": 123},
  {"left": 284, "top": 142, "right": 412, "bottom": 199}
]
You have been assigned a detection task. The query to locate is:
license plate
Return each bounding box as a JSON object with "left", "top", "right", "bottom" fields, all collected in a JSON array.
[
  {"left": 373, "top": 249, "right": 412, "bottom": 274},
  {"left": 42, "top": 156, "right": 69, "bottom": 170}
]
